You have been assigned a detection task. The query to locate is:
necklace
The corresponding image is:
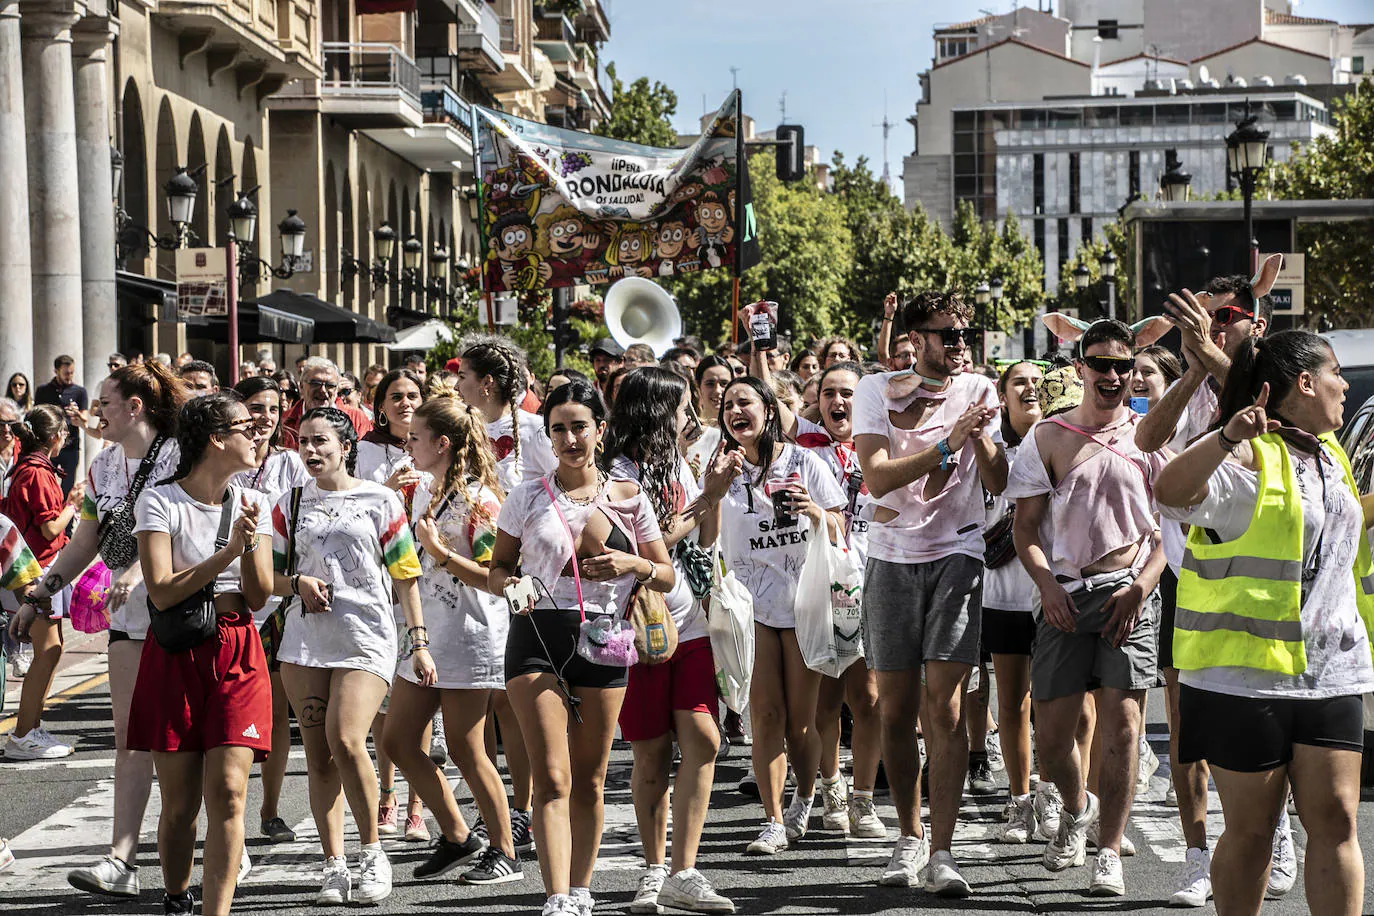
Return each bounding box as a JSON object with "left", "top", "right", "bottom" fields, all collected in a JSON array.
[{"left": 555, "top": 468, "right": 606, "bottom": 505}]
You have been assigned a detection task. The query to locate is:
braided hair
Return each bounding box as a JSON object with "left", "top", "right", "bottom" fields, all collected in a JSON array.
[
  {"left": 160, "top": 391, "right": 247, "bottom": 484},
  {"left": 460, "top": 333, "right": 530, "bottom": 466},
  {"left": 412, "top": 379, "right": 503, "bottom": 535},
  {"left": 301, "top": 406, "right": 359, "bottom": 476}
]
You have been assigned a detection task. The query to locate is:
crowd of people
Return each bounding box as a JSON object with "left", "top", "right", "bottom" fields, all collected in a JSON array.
[{"left": 1, "top": 258, "right": 1370, "bottom": 916}]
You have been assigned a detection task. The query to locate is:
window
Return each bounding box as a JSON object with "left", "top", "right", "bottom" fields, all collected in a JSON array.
[
  {"left": 1033, "top": 153, "right": 1045, "bottom": 214},
  {"left": 1069, "top": 153, "right": 1081, "bottom": 214},
  {"left": 1081, "top": 217, "right": 1093, "bottom": 245},
  {"left": 1097, "top": 18, "right": 1119, "bottom": 39},
  {"left": 1057, "top": 218, "right": 1070, "bottom": 274},
  {"left": 1353, "top": 56, "right": 1365, "bottom": 74},
  {"left": 1129, "top": 150, "right": 1140, "bottom": 199},
  {"left": 1121, "top": 106, "right": 1154, "bottom": 127},
  {"left": 1033, "top": 219, "right": 1045, "bottom": 259}
]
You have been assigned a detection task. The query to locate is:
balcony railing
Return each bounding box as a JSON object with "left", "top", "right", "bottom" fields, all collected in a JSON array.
[
  {"left": 536, "top": 12, "right": 575, "bottom": 45},
  {"left": 499, "top": 15, "right": 518, "bottom": 53},
  {"left": 597, "top": 59, "right": 613, "bottom": 103},
  {"left": 421, "top": 82, "right": 474, "bottom": 137},
  {"left": 321, "top": 42, "right": 420, "bottom": 102}
]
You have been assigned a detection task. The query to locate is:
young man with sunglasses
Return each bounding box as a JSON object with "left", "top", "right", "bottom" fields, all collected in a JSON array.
[
  {"left": 1008, "top": 318, "right": 1169, "bottom": 898},
  {"left": 1133, "top": 271, "right": 1296, "bottom": 906},
  {"left": 853, "top": 290, "right": 1006, "bottom": 897}
]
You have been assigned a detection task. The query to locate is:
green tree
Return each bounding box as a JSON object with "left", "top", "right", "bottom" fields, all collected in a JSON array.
[
  {"left": 594, "top": 63, "right": 679, "bottom": 149},
  {"left": 1262, "top": 77, "right": 1374, "bottom": 327},
  {"left": 1056, "top": 220, "right": 1132, "bottom": 321}
]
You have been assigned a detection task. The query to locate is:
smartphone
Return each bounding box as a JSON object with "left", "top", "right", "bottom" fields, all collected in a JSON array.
[
  {"left": 1129, "top": 397, "right": 1149, "bottom": 415},
  {"left": 504, "top": 577, "right": 535, "bottom": 614}
]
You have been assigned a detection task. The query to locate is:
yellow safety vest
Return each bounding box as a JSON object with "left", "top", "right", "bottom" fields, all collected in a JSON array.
[{"left": 1174, "top": 432, "right": 1374, "bottom": 675}]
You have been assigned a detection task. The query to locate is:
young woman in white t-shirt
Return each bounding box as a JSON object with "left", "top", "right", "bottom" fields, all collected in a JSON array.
[
  {"left": 601, "top": 367, "right": 735, "bottom": 914},
  {"left": 454, "top": 333, "right": 551, "bottom": 848},
  {"left": 380, "top": 387, "right": 523, "bottom": 885},
  {"left": 354, "top": 367, "right": 431, "bottom": 841},
  {"left": 700, "top": 376, "right": 845, "bottom": 857},
  {"left": 271, "top": 408, "right": 434, "bottom": 906},
  {"left": 489, "top": 380, "right": 674, "bottom": 916},
  {"left": 231, "top": 375, "right": 309, "bottom": 845},
  {"left": 131, "top": 391, "right": 274, "bottom": 916},
  {"left": 10, "top": 361, "right": 186, "bottom": 899},
  {"left": 684, "top": 356, "right": 731, "bottom": 478}
]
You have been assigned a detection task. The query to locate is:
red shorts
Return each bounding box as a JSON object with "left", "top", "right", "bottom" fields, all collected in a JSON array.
[
  {"left": 618, "top": 637, "right": 718, "bottom": 742},
  {"left": 127, "top": 612, "right": 274, "bottom": 760}
]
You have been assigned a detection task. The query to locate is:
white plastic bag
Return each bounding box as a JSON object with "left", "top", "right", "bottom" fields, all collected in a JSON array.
[
  {"left": 795, "top": 526, "right": 864, "bottom": 678},
  {"left": 706, "top": 548, "right": 755, "bottom": 714}
]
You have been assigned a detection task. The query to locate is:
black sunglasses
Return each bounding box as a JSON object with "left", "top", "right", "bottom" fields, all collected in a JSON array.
[
  {"left": 1081, "top": 355, "right": 1136, "bottom": 375},
  {"left": 913, "top": 327, "right": 982, "bottom": 348}
]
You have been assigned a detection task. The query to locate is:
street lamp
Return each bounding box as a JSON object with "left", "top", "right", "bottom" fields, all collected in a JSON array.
[
  {"left": 165, "top": 167, "right": 199, "bottom": 232},
  {"left": 1100, "top": 250, "right": 1118, "bottom": 321},
  {"left": 373, "top": 222, "right": 398, "bottom": 262},
  {"left": 1225, "top": 102, "right": 1270, "bottom": 272},
  {"left": 1073, "top": 263, "right": 1091, "bottom": 291},
  {"left": 402, "top": 236, "right": 424, "bottom": 272},
  {"left": 278, "top": 210, "right": 307, "bottom": 263},
  {"left": 228, "top": 188, "right": 307, "bottom": 283},
  {"left": 226, "top": 192, "right": 258, "bottom": 243},
  {"left": 1159, "top": 149, "right": 1192, "bottom": 202}
]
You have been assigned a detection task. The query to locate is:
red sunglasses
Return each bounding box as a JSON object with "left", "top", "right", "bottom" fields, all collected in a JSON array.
[{"left": 1195, "top": 291, "right": 1255, "bottom": 327}]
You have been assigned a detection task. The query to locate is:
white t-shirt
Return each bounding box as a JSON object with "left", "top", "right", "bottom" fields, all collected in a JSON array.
[
  {"left": 1160, "top": 445, "right": 1374, "bottom": 700},
  {"left": 851, "top": 370, "right": 1002, "bottom": 565},
  {"left": 81, "top": 438, "right": 182, "bottom": 639},
  {"left": 487, "top": 411, "right": 558, "bottom": 493},
  {"left": 402, "top": 479, "right": 508, "bottom": 690},
  {"left": 271, "top": 480, "right": 422, "bottom": 683},
  {"left": 983, "top": 439, "right": 1036, "bottom": 613},
  {"left": 715, "top": 443, "right": 845, "bottom": 629},
  {"left": 134, "top": 483, "right": 273, "bottom": 598},
  {"left": 685, "top": 425, "right": 722, "bottom": 481},
  {"left": 234, "top": 449, "right": 309, "bottom": 623},
  {"left": 795, "top": 416, "right": 870, "bottom": 567},
  {"left": 609, "top": 455, "right": 708, "bottom": 643},
  {"left": 356, "top": 437, "right": 433, "bottom": 492}
]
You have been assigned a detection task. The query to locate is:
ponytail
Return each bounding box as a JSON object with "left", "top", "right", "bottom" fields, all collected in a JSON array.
[
  {"left": 159, "top": 392, "right": 246, "bottom": 485},
  {"left": 109, "top": 360, "right": 189, "bottom": 436},
  {"left": 14, "top": 405, "right": 65, "bottom": 456}
]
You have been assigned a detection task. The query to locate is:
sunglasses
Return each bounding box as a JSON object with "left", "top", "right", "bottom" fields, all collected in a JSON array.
[
  {"left": 305, "top": 380, "right": 339, "bottom": 391},
  {"left": 1081, "top": 355, "right": 1136, "bottom": 376},
  {"left": 1210, "top": 304, "right": 1256, "bottom": 327},
  {"left": 338, "top": 387, "right": 355, "bottom": 399},
  {"left": 913, "top": 327, "right": 983, "bottom": 348}
]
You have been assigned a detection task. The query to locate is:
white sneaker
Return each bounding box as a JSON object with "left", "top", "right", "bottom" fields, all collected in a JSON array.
[
  {"left": 315, "top": 856, "right": 351, "bottom": 905},
  {"left": 848, "top": 795, "right": 886, "bottom": 839},
  {"left": 4, "top": 726, "right": 73, "bottom": 760},
  {"left": 1087, "top": 822, "right": 1135, "bottom": 856},
  {"left": 1266, "top": 812, "right": 1296, "bottom": 899},
  {"left": 238, "top": 847, "right": 252, "bottom": 883},
  {"left": 0, "top": 838, "right": 12, "bottom": 873},
  {"left": 1001, "top": 793, "right": 1038, "bottom": 844},
  {"left": 1044, "top": 792, "right": 1099, "bottom": 871},
  {"left": 923, "top": 849, "right": 971, "bottom": 898},
  {"left": 543, "top": 894, "right": 580, "bottom": 916},
  {"left": 1032, "top": 782, "right": 1062, "bottom": 842},
  {"left": 569, "top": 886, "right": 595, "bottom": 916},
  {"left": 67, "top": 854, "right": 139, "bottom": 897},
  {"left": 879, "top": 832, "right": 929, "bottom": 887},
  {"left": 820, "top": 774, "right": 849, "bottom": 832},
  {"left": 630, "top": 864, "right": 669, "bottom": 914},
  {"left": 1088, "top": 848, "right": 1125, "bottom": 896},
  {"left": 658, "top": 867, "right": 736, "bottom": 914},
  {"left": 355, "top": 846, "right": 392, "bottom": 904},
  {"left": 745, "top": 819, "right": 788, "bottom": 855},
  {"left": 1135, "top": 737, "right": 1159, "bottom": 797},
  {"left": 1169, "top": 847, "right": 1212, "bottom": 907},
  {"left": 985, "top": 732, "right": 1005, "bottom": 772},
  {"left": 783, "top": 790, "right": 814, "bottom": 841}
]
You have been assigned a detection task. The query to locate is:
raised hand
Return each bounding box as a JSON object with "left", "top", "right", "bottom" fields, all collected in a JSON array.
[
  {"left": 883, "top": 292, "right": 898, "bottom": 321},
  {"left": 948, "top": 404, "right": 999, "bottom": 451},
  {"left": 229, "top": 495, "right": 261, "bottom": 556},
  {"left": 1223, "top": 382, "right": 1280, "bottom": 444},
  {"left": 1163, "top": 289, "right": 1214, "bottom": 351}
]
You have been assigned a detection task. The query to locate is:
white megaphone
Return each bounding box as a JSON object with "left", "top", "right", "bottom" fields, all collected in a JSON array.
[{"left": 604, "top": 276, "right": 682, "bottom": 358}]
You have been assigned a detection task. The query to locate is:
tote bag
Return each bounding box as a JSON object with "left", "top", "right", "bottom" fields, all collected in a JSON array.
[{"left": 795, "top": 526, "right": 864, "bottom": 678}]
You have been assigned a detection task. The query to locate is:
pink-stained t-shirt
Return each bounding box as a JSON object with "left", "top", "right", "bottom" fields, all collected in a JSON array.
[{"left": 852, "top": 370, "right": 1002, "bottom": 565}]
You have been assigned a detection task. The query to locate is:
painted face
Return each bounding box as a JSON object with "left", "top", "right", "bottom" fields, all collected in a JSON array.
[
  {"left": 1001, "top": 362, "right": 1044, "bottom": 429},
  {"left": 1131, "top": 355, "right": 1169, "bottom": 406},
  {"left": 406, "top": 420, "right": 449, "bottom": 476},
  {"left": 616, "top": 232, "right": 647, "bottom": 265},
  {"left": 819, "top": 369, "right": 860, "bottom": 443},
  {"left": 547, "top": 402, "right": 602, "bottom": 468},
  {"left": 495, "top": 223, "right": 534, "bottom": 261},
  {"left": 655, "top": 223, "right": 688, "bottom": 260},
  {"left": 381, "top": 378, "right": 423, "bottom": 433},
  {"left": 548, "top": 218, "right": 587, "bottom": 256},
  {"left": 1077, "top": 340, "right": 1135, "bottom": 412},
  {"left": 721, "top": 384, "right": 768, "bottom": 447},
  {"left": 695, "top": 200, "right": 729, "bottom": 234},
  {"left": 698, "top": 366, "right": 731, "bottom": 420},
  {"left": 298, "top": 417, "right": 347, "bottom": 477}
]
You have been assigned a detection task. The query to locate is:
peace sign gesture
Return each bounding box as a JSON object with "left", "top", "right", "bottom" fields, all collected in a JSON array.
[{"left": 1223, "top": 382, "right": 1280, "bottom": 444}]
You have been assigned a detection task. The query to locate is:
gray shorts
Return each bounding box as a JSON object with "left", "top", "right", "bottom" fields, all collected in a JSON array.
[
  {"left": 861, "top": 554, "right": 983, "bottom": 671},
  {"left": 1030, "top": 574, "right": 1160, "bottom": 701}
]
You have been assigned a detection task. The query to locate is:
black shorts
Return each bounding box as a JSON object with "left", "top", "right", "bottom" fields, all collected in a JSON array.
[
  {"left": 981, "top": 607, "right": 1035, "bottom": 658},
  {"left": 1178, "top": 684, "right": 1365, "bottom": 772},
  {"left": 505, "top": 609, "right": 629, "bottom": 690},
  {"left": 108, "top": 628, "right": 131, "bottom": 643},
  {"left": 1157, "top": 567, "right": 1178, "bottom": 671}
]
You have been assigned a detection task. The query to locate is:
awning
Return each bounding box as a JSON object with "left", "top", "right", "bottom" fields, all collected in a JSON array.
[
  {"left": 385, "top": 318, "right": 454, "bottom": 352},
  {"left": 116, "top": 270, "right": 315, "bottom": 344},
  {"left": 255, "top": 289, "right": 396, "bottom": 343}
]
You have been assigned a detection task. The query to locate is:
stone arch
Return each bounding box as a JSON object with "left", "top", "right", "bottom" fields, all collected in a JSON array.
[
  {"left": 214, "top": 126, "right": 234, "bottom": 246},
  {"left": 186, "top": 112, "right": 209, "bottom": 246},
  {"left": 324, "top": 161, "right": 339, "bottom": 302},
  {"left": 240, "top": 137, "right": 260, "bottom": 293},
  {"left": 153, "top": 95, "right": 179, "bottom": 279},
  {"left": 119, "top": 80, "right": 149, "bottom": 264},
  {"left": 341, "top": 171, "right": 355, "bottom": 309}
]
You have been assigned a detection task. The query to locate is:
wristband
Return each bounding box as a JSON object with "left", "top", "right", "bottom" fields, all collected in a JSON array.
[
  {"left": 635, "top": 561, "right": 654, "bottom": 583},
  {"left": 936, "top": 437, "right": 955, "bottom": 470},
  {"left": 408, "top": 625, "right": 429, "bottom": 640},
  {"left": 1216, "top": 429, "right": 1241, "bottom": 453},
  {"left": 290, "top": 574, "right": 301, "bottom": 595}
]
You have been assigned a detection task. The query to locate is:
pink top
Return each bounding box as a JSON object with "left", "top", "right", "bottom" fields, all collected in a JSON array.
[
  {"left": 1004, "top": 412, "right": 1167, "bottom": 586},
  {"left": 852, "top": 370, "right": 1001, "bottom": 564}
]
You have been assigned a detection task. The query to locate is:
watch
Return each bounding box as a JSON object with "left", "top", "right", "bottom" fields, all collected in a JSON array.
[{"left": 936, "top": 437, "right": 955, "bottom": 470}]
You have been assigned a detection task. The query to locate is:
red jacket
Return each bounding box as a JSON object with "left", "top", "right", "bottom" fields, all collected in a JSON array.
[
  {"left": 3, "top": 452, "right": 69, "bottom": 565},
  {"left": 283, "top": 399, "right": 374, "bottom": 438}
]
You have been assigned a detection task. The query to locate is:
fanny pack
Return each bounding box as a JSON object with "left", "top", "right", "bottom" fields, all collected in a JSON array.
[
  {"left": 148, "top": 490, "right": 233, "bottom": 652},
  {"left": 97, "top": 435, "right": 167, "bottom": 571}
]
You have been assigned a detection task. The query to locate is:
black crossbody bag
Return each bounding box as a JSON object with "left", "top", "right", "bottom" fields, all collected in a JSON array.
[
  {"left": 97, "top": 435, "right": 167, "bottom": 571},
  {"left": 148, "top": 492, "right": 234, "bottom": 652}
]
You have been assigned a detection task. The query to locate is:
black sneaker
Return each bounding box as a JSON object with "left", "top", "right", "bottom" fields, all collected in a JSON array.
[
  {"left": 414, "top": 833, "right": 485, "bottom": 878},
  {"left": 460, "top": 845, "right": 523, "bottom": 885},
  {"left": 511, "top": 808, "right": 534, "bottom": 853},
  {"left": 261, "top": 817, "right": 296, "bottom": 843},
  {"left": 968, "top": 753, "right": 996, "bottom": 796},
  {"left": 163, "top": 890, "right": 195, "bottom": 915}
]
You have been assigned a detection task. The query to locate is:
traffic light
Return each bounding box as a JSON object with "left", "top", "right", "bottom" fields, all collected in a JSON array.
[{"left": 775, "top": 124, "right": 805, "bottom": 183}]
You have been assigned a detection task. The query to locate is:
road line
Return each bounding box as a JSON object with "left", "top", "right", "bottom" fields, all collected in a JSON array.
[{"left": 1, "top": 656, "right": 111, "bottom": 737}]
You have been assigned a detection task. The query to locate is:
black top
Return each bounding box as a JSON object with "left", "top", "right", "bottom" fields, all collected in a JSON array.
[{"left": 34, "top": 379, "right": 88, "bottom": 451}]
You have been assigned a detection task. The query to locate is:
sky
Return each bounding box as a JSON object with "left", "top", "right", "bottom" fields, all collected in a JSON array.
[{"left": 601, "top": 0, "right": 1370, "bottom": 200}]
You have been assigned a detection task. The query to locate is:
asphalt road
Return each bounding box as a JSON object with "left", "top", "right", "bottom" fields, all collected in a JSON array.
[{"left": 3, "top": 631, "right": 1374, "bottom": 915}]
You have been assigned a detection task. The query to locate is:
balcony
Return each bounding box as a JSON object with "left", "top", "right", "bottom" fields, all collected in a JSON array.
[
  {"left": 153, "top": 0, "right": 320, "bottom": 103},
  {"left": 272, "top": 42, "right": 423, "bottom": 127},
  {"left": 575, "top": 0, "right": 609, "bottom": 42},
  {"left": 363, "top": 82, "right": 475, "bottom": 172},
  {"left": 535, "top": 11, "right": 576, "bottom": 59},
  {"left": 480, "top": 16, "right": 536, "bottom": 92},
  {"left": 456, "top": 0, "right": 504, "bottom": 74}
]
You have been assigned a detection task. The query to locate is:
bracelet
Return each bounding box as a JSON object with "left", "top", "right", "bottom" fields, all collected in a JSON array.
[
  {"left": 1216, "top": 429, "right": 1241, "bottom": 453},
  {"left": 408, "top": 625, "right": 429, "bottom": 639},
  {"left": 290, "top": 574, "right": 301, "bottom": 595},
  {"left": 635, "top": 560, "right": 654, "bottom": 583},
  {"left": 439, "top": 550, "right": 453, "bottom": 570},
  {"left": 935, "top": 437, "right": 955, "bottom": 470}
]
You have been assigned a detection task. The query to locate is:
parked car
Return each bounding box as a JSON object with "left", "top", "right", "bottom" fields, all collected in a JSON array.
[
  {"left": 1322, "top": 329, "right": 1374, "bottom": 438},
  {"left": 1334, "top": 373, "right": 1374, "bottom": 787}
]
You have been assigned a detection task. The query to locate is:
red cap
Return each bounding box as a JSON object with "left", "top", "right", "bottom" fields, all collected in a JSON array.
[{"left": 445, "top": 357, "right": 462, "bottom": 374}]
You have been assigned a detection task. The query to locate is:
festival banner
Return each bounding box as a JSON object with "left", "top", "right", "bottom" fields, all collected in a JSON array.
[{"left": 473, "top": 91, "right": 758, "bottom": 293}]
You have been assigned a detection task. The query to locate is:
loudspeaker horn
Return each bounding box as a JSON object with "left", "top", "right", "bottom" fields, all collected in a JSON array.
[{"left": 604, "top": 276, "right": 682, "bottom": 358}]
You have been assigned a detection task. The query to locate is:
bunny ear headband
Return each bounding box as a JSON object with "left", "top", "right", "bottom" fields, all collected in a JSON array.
[
  {"left": 1041, "top": 313, "right": 1172, "bottom": 353},
  {"left": 1250, "top": 253, "right": 1283, "bottom": 299}
]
